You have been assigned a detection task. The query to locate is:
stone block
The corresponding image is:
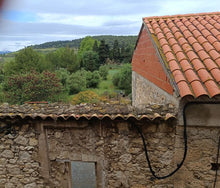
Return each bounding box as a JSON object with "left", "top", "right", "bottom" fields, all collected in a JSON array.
[
  {"left": 29, "top": 138, "right": 38, "bottom": 146},
  {"left": 14, "top": 135, "right": 28, "bottom": 145},
  {"left": 19, "top": 151, "right": 31, "bottom": 161},
  {"left": 24, "top": 183, "right": 37, "bottom": 188},
  {"left": 1, "top": 150, "right": 14, "bottom": 159}
]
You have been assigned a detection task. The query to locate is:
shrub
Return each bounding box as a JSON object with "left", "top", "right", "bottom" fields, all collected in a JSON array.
[
  {"left": 71, "top": 90, "right": 101, "bottom": 104},
  {"left": 3, "top": 70, "right": 63, "bottom": 104},
  {"left": 99, "top": 65, "right": 108, "bottom": 80},
  {"left": 112, "top": 64, "right": 131, "bottom": 95},
  {"left": 67, "top": 70, "right": 87, "bottom": 95},
  {"left": 86, "top": 71, "right": 100, "bottom": 88}
]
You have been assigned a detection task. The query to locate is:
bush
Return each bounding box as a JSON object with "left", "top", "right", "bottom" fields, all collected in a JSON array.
[
  {"left": 67, "top": 69, "right": 87, "bottom": 95},
  {"left": 3, "top": 70, "right": 63, "bottom": 104},
  {"left": 112, "top": 64, "right": 131, "bottom": 95},
  {"left": 112, "top": 73, "right": 120, "bottom": 87},
  {"left": 55, "top": 68, "right": 70, "bottom": 92},
  {"left": 99, "top": 65, "right": 109, "bottom": 80},
  {"left": 71, "top": 90, "right": 101, "bottom": 104},
  {"left": 86, "top": 71, "right": 100, "bottom": 88}
]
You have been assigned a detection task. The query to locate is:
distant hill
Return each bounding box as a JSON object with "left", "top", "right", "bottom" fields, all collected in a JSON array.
[
  {"left": 0, "top": 51, "right": 11, "bottom": 54},
  {"left": 30, "top": 35, "right": 138, "bottom": 49}
]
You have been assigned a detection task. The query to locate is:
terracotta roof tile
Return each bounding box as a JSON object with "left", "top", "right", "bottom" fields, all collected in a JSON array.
[
  {"left": 216, "top": 58, "right": 220, "bottom": 67},
  {"left": 203, "top": 42, "right": 215, "bottom": 52},
  {"left": 192, "top": 43, "right": 203, "bottom": 52},
  {"left": 185, "top": 69, "right": 200, "bottom": 83},
  {"left": 143, "top": 12, "right": 220, "bottom": 99},
  {"left": 187, "top": 51, "right": 198, "bottom": 61},
  {"left": 172, "top": 44, "right": 182, "bottom": 54},
  {"left": 169, "top": 60, "right": 181, "bottom": 72},
  {"left": 212, "top": 42, "right": 220, "bottom": 52},
  {"left": 191, "top": 59, "right": 206, "bottom": 70},
  {"left": 203, "top": 59, "right": 218, "bottom": 71},
  {"left": 190, "top": 81, "right": 207, "bottom": 97},
  {"left": 177, "top": 81, "right": 193, "bottom": 96},
  {"left": 176, "top": 52, "right": 186, "bottom": 61},
  {"left": 209, "top": 50, "right": 220, "bottom": 60},
  {"left": 197, "top": 35, "right": 208, "bottom": 45},
  {"left": 166, "top": 51, "right": 176, "bottom": 62},
  {"left": 207, "top": 35, "right": 218, "bottom": 45},
  {"left": 210, "top": 69, "right": 220, "bottom": 83},
  {"left": 162, "top": 45, "right": 172, "bottom": 54},
  {"left": 179, "top": 59, "right": 193, "bottom": 71},
  {"left": 173, "top": 70, "right": 186, "bottom": 83},
  {"left": 197, "top": 69, "right": 214, "bottom": 83}
]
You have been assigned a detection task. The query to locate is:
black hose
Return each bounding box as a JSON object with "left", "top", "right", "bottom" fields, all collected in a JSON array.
[{"left": 134, "top": 101, "right": 220, "bottom": 180}]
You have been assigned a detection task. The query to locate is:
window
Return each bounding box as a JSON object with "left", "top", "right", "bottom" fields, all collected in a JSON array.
[{"left": 71, "top": 161, "right": 97, "bottom": 188}]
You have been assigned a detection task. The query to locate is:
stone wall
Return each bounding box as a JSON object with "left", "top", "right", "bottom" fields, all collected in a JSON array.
[
  {"left": 0, "top": 123, "right": 48, "bottom": 188},
  {"left": 132, "top": 71, "right": 178, "bottom": 108},
  {"left": 174, "top": 125, "right": 220, "bottom": 187},
  {"left": 45, "top": 119, "right": 176, "bottom": 188},
  {"left": 1, "top": 113, "right": 220, "bottom": 188}
]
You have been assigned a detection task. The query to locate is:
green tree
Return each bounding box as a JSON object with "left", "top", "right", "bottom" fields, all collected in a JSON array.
[
  {"left": 78, "top": 36, "right": 96, "bottom": 62},
  {"left": 45, "top": 51, "right": 60, "bottom": 70},
  {"left": 15, "top": 47, "right": 41, "bottom": 72},
  {"left": 45, "top": 47, "right": 79, "bottom": 73},
  {"left": 3, "top": 47, "right": 43, "bottom": 75},
  {"left": 112, "top": 64, "right": 131, "bottom": 95},
  {"left": 98, "top": 40, "right": 109, "bottom": 65},
  {"left": 112, "top": 40, "right": 120, "bottom": 63},
  {"left": 81, "top": 51, "right": 99, "bottom": 71},
  {"left": 92, "top": 40, "right": 99, "bottom": 52},
  {"left": 57, "top": 47, "right": 79, "bottom": 73},
  {"left": 122, "top": 46, "right": 133, "bottom": 63},
  {"left": 3, "top": 70, "right": 63, "bottom": 104}
]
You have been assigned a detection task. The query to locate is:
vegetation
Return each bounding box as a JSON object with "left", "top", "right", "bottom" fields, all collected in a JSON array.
[
  {"left": 71, "top": 90, "right": 101, "bottom": 104},
  {"left": 0, "top": 35, "right": 134, "bottom": 104},
  {"left": 112, "top": 64, "right": 132, "bottom": 95},
  {"left": 3, "top": 70, "right": 63, "bottom": 104},
  {"left": 30, "top": 35, "right": 137, "bottom": 49}
]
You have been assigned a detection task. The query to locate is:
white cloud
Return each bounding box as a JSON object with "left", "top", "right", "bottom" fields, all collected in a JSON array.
[
  {"left": 37, "top": 13, "right": 106, "bottom": 27},
  {"left": 0, "top": 0, "right": 219, "bottom": 51}
]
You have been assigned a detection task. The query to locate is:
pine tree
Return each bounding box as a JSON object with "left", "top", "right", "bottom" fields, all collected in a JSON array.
[
  {"left": 98, "top": 40, "right": 109, "bottom": 65},
  {"left": 93, "top": 40, "right": 99, "bottom": 52},
  {"left": 112, "top": 40, "right": 120, "bottom": 63}
]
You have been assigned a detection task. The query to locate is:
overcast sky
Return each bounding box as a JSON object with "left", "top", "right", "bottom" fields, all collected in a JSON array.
[{"left": 0, "top": 0, "right": 219, "bottom": 51}]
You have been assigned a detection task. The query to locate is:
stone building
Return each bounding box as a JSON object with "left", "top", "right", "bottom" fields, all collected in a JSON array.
[
  {"left": 132, "top": 12, "right": 220, "bottom": 108},
  {"left": 130, "top": 11, "right": 220, "bottom": 187},
  {"left": 0, "top": 12, "right": 220, "bottom": 188}
]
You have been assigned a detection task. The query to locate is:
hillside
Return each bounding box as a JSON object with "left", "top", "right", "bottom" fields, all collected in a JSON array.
[{"left": 30, "top": 35, "right": 137, "bottom": 49}]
